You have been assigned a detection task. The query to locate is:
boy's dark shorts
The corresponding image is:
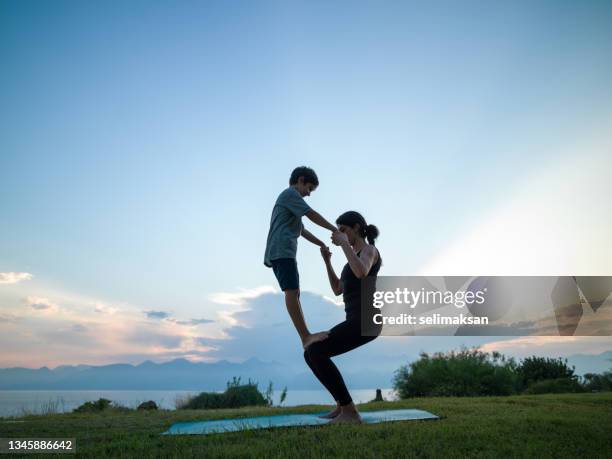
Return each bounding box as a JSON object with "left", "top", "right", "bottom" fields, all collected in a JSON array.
[{"left": 271, "top": 258, "right": 300, "bottom": 291}]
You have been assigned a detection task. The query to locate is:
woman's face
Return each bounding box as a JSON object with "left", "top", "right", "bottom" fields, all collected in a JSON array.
[{"left": 337, "top": 223, "right": 359, "bottom": 245}]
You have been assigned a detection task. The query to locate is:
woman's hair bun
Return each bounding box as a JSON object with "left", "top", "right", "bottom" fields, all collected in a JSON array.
[{"left": 365, "top": 224, "right": 379, "bottom": 244}]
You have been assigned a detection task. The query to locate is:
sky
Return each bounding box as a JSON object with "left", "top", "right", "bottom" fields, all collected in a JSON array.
[{"left": 1, "top": 0, "right": 611, "bottom": 369}]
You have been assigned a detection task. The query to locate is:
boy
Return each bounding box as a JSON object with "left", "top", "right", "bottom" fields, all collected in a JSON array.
[{"left": 264, "top": 166, "right": 338, "bottom": 349}]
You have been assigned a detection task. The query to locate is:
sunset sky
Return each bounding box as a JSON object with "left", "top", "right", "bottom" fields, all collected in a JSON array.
[{"left": 1, "top": 0, "right": 611, "bottom": 369}]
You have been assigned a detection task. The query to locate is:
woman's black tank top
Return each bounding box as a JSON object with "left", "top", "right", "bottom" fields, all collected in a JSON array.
[{"left": 340, "top": 246, "right": 382, "bottom": 321}]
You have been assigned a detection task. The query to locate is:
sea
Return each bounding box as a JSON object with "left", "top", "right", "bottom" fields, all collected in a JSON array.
[{"left": 0, "top": 389, "right": 396, "bottom": 418}]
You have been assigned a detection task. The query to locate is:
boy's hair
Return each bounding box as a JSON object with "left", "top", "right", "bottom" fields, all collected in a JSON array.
[{"left": 289, "top": 166, "right": 319, "bottom": 187}]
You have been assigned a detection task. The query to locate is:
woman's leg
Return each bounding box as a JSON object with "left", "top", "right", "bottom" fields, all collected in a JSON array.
[
  {"left": 303, "top": 349, "right": 339, "bottom": 403},
  {"left": 303, "top": 351, "right": 341, "bottom": 418},
  {"left": 304, "top": 320, "right": 377, "bottom": 408}
]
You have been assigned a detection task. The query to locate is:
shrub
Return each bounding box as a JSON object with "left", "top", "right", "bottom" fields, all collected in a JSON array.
[
  {"left": 523, "top": 377, "right": 585, "bottom": 394},
  {"left": 137, "top": 400, "right": 158, "bottom": 410},
  {"left": 74, "top": 398, "right": 115, "bottom": 413},
  {"left": 581, "top": 371, "right": 612, "bottom": 392},
  {"left": 73, "top": 398, "right": 132, "bottom": 413},
  {"left": 393, "top": 347, "right": 611, "bottom": 398},
  {"left": 392, "top": 347, "right": 520, "bottom": 398},
  {"left": 180, "top": 376, "right": 269, "bottom": 410},
  {"left": 516, "top": 356, "right": 576, "bottom": 391}
]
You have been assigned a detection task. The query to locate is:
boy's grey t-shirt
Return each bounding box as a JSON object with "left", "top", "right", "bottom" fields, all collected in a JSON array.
[{"left": 264, "top": 187, "right": 312, "bottom": 267}]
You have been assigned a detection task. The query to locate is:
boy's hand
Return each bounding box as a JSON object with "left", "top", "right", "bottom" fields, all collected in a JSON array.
[{"left": 320, "top": 246, "right": 332, "bottom": 261}]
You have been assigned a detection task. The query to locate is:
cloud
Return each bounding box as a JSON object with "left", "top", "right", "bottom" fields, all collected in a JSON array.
[
  {"left": 26, "top": 296, "right": 58, "bottom": 311},
  {"left": 209, "top": 285, "right": 277, "bottom": 306},
  {"left": 2, "top": 281, "right": 607, "bottom": 371},
  {"left": 323, "top": 295, "right": 344, "bottom": 307},
  {"left": 93, "top": 302, "right": 118, "bottom": 315},
  {"left": 124, "top": 328, "right": 184, "bottom": 349},
  {"left": 478, "top": 336, "right": 612, "bottom": 359},
  {"left": 0, "top": 272, "right": 33, "bottom": 284},
  {"left": 170, "top": 318, "right": 215, "bottom": 326},
  {"left": 198, "top": 289, "right": 345, "bottom": 368},
  {"left": 71, "top": 323, "right": 88, "bottom": 333},
  {"left": 192, "top": 287, "right": 612, "bottom": 377},
  {"left": 144, "top": 310, "right": 171, "bottom": 319},
  {"left": 143, "top": 311, "right": 212, "bottom": 325},
  {"left": 444, "top": 321, "right": 539, "bottom": 336},
  {"left": 0, "top": 313, "right": 20, "bottom": 323},
  {"left": 0, "top": 286, "right": 218, "bottom": 367}
]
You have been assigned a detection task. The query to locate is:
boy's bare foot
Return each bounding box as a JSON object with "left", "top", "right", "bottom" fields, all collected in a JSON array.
[
  {"left": 302, "top": 331, "right": 329, "bottom": 349},
  {"left": 327, "top": 402, "right": 363, "bottom": 424},
  {"left": 318, "top": 404, "right": 341, "bottom": 419}
]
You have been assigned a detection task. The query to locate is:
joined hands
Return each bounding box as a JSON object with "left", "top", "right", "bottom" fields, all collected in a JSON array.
[{"left": 331, "top": 230, "right": 349, "bottom": 247}]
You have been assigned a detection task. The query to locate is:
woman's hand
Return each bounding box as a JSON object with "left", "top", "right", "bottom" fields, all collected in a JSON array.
[
  {"left": 320, "top": 245, "right": 332, "bottom": 262},
  {"left": 331, "top": 230, "right": 349, "bottom": 247}
]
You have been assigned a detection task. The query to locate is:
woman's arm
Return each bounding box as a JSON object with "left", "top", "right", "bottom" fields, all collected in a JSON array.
[{"left": 321, "top": 246, "right": 343, "bottom": 295}]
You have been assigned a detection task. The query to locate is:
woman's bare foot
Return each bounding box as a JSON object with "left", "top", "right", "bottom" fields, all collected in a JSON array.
[
  {"left": 302, "top": 331, "right": 329, "bottom": 349},
  {"left": 327, "top": 402, "right": 362, "bottom": 424},
  {"left": 318, "top": 404, "right": 341, "bottom": 419}
]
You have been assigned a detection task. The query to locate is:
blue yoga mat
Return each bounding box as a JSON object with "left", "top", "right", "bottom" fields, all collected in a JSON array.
[{"left": 162, "top": 408, "right": 439, "bottom": 435}]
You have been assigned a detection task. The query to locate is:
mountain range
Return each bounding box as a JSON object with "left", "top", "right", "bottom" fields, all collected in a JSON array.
[
  {"left": 0, "top": 357, "right": 391, "bottom": 390},
  {"left": 0, "top": 351, "right": 610, "bottom": 390}
]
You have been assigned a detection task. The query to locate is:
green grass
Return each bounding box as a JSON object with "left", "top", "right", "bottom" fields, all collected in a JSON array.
[{"left": 1, "top": 393, "right": 611, "bottom": 458}]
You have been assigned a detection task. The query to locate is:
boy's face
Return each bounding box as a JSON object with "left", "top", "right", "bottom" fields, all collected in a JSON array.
[{"left": 296, "top": 177, "right": 317, "bottom": 197}]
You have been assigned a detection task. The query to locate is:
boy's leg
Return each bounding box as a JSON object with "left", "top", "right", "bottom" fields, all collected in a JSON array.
[
  {"left": 284, "top": 289, "right": 309, "bottom": 339},
  {"left": 273, "top": 258, "right": 329, "bottom": 348},
  {"left": 284, "top": 289, "right": 329, "bottom": 349}
]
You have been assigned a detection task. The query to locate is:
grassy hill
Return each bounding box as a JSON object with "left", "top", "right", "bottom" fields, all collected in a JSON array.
[{"left": 1, "top": 393, "right": 611, "bottom": 458}]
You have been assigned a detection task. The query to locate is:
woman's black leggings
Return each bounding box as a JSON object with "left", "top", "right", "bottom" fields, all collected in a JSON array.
[{"left": 303, "top": 319, "right": 379, "bottom": 406}]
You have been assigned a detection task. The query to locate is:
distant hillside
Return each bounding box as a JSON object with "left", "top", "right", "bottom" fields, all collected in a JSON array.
[
  {"left": 0, "top": 357, "right": 392, "bottom": 390},
  {"left": 1, "top": 351, "right": 609, "bottom": 390}
]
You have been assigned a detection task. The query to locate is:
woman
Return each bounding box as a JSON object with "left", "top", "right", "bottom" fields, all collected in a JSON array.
[{"left": 303, "top": 210, "right": 382, "bottom": 424}]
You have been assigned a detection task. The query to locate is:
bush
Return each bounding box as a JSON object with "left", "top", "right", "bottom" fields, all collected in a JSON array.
[
  {"left": 393, "top": 347, "right": 611, "bottom": 399},
  {"left": 137, "top": 400, "right": 158, "bottom": 410},
  {"left": 581, "top": 371, "right": 612, "bottom": 392},
  {"left": 516, "top": 356, "right": 576, "bottom": 391},
  {"left": 523, "top": 377, "right": 585, "bottom": 394},
  {"left": 180, "top": 376, "right": 269, "bottom": 410},
  {"left": 392, "top": 347, "right": 520, "bottom": 398},
  {"left": 73, "top": 398, "right": 130, "bottom": 413}
]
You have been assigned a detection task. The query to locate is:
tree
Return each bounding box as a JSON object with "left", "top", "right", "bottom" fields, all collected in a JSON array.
[{"left": 516, "top": 356, "right": 576, "bottom": 391}]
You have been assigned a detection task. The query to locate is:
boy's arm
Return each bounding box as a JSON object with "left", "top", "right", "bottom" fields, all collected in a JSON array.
[
  {"left": 301, "top": 227, "right": 326, "bottom": 247},
  {"left": 305, "top": 209, "right": 337, "bottom": 233},
  {"left": 321, "top": 247, "right": 343, "bottom": 295}
]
